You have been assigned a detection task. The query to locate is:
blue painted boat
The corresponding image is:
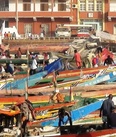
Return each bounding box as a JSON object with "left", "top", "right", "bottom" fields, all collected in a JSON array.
[
  {"left": 2, "top": 71, "right": 47, "bottom": 90},
  {"left": 77, "top": 71, "right": 116, "bottom": 87},
  {"left": 41, "top": 100, "right": 103, "bottom": 127}
]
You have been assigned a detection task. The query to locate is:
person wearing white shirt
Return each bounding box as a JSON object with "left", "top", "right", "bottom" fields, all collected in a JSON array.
[
  {"left": 0, "top": 65, "right": 5, "bottom": 78},
  {"left": 30, "top": 56, "right": 37, "bottom": 75}
]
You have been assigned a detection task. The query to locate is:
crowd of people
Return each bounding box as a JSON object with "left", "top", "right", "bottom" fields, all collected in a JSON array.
[
  {"left": 72, "top": 46, "right": 115, "bottom": 69},
  {"left": 4, "top": 31, "right": 16, "bottom": 40}
]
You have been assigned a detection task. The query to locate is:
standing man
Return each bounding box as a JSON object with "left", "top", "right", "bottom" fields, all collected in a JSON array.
[
  {"left": 58, "top": 107, "right": 72, "bottom": 127},
  {"left": 30, "top": 55, "right": 37, "bottom": 75},
  {"left": 73, "top": 50, "right": 82, "bottom": 69},
  {"left": 104, "top": 55, "right": 115, "bottom": 66},
  {"left": 109, "top": 108, "right": 116, "bottom": 128},
  {"left": 100, "top": 94, "right": 116, "bottom": 128}
]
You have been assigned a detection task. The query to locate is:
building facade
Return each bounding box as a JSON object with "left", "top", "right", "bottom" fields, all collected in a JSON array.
[{"left": 0, "top": 0, "right": 116, "bottom": 36}]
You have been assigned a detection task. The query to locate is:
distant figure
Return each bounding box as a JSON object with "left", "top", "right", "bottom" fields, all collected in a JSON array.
[
  {"left": 4, "top": 32, "right": 8, "bottom": 39},
  {"left": 58, "top": 107, "right": 72, "bottom": 127},
  {"left": 5, "top": 63, "right": 14, "bottom": 75},
  {"left": 92, "top": 55, "right": 98, "bottom": 67},
  {"left": 9, "top": 60, "right": 14, "bottom": 71},
  {"left": 30, "top": 56, "right": 37, "bottom": 75},
  {"left": 73, "top": 49, "right": 82, "bottom": 69},
  {"left": 65, "top": 59, "right": 74, "bottom": 70},
  {"left": 28, "top": 32, "right": 32, "bottom": 39},
  {"left": 109, "top": 108, "right": 116, "bottom": 128},
  {"left": 52, "top": 70, "right": 59, "bottom": 89},
  {"left": 43, "top": 52, "right": 49, "bottom": 66},
  {"left": 104, "top": 55, "right": 115, "bottom": 66},
  {"left": 12, "top": 32, "right": 16, "bottom": 40},
  {"left": 8, "top": 31, "right": 11, "bottom": 40},
  {"left": 17, "top": 47, "right": 22, "bottom": 58},
  {"left": 40, "top": 32, "right": 44, "bottom": 39},
  {"left": 100, "top": 94, "right": 116, "bottom": 128},
  {"left": 97, "top": 46, "right": 103, "bottom": 54}
]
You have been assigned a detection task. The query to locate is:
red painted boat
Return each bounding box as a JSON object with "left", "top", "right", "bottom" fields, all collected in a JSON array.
[
  {"left": 8, "top": 44, "right": 69, "bottom": 54},
  {"left": 46, "top": 65, "right": 113, "bottom": 79},
  {"left": 0, "top": 95, "right": 50, "bottom": 105}
]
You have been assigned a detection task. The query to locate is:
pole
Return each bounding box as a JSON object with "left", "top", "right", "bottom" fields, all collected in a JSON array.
[
  {"left": 25, "top": 45, "right": 29, "bottom": 100},
  {"left": 16, "top": 0, "right": 18, "bottom": 32},
  {"left": 70, "top": 86, "right": 74, "bottom": 102}
]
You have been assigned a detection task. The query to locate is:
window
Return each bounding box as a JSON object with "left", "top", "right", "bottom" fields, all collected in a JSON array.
[
  {"left": 0, "top": 0, "right": 9, "bottom": 11},
  {"left": 80, "top": 0, "right": 86, "bottom": 11},
  {"left": 23, "top": 0, "right": 31, "bottom": 11},
  {"left": 88, "top": 0, "right": 94, "bottom": 11},
  {"left": 58, "top": 0, "right": 66, "bottom": 11},
  {"left": 24, "top": 24, "right": 32, "bottom": 34},
  {"left": 40, "top": 0, "right": 48, "bottom": 11},
  {"left": 96, "top": 0, "right": 102, "bottom": 11},
  {"left": 110, "top": 0, "right": 116, "bottom": 12}
]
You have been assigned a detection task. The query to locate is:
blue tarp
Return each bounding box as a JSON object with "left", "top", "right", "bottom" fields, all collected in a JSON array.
[{"left": 40, "top": 58, "right": 64, "bottom": 74}]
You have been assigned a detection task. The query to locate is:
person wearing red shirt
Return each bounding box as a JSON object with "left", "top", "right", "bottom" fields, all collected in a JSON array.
[{"left": 73, "top": 49, "right": 82, "bottom": 69}]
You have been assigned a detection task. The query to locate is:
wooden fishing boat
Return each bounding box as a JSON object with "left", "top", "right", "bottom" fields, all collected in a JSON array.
[
  {"left": 2, "top": 71, "right": 47, "bottom": 90},
  {"left": 75, "top": 88, "right": 116, "bottom": 98},
  {"left": 12, "top": 64, "right": 116, "bottom": 82},
  {"left": 0, "top": 95, "right": 50, "bottom": 105},
  {"left": 7, "top": 44, "right": 69, "bottom": 54},
  {"left": 29, "top": 76, "right": 81, "bottom": 89},
  {"left": 47, "top": 65, "right": 116, "bottom": 79},
  {"left": 76, "top": 71, "right": 116, "bottom": 87},
  {"left": 1, "top": 83, "right": 116, "bottom": 97},
  {"left": 0, "top": 77, "right": 14, "bottom": 90},
  {"left": 29, "top": 67, "right": 116, "bottom": 89},
  {"left": 27, "top": 100, "right": 103, "bottom": 127},
  {"left": 0, "top": 101, "right": 75, "bottom": 118}
]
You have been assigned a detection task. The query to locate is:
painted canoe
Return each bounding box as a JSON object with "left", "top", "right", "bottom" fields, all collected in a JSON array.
[
  {"left": 0, "top": 109, "right": 20, "bottom": 116},
  {"left": 29, "top": 75, "right": 81, "bottom": 89},
  {"left": 2, "top": 71, "right": 47, "bottom": 90},
  {"left": 29, "top": 67, "right": 116, "bottom": 89},
  {"left": 77, "top": 71, "right": 116, "bottom": 87},
  {"left": 0, "top": 101, "right": 75, "bottom": 118},
  {"left": 47, "top": 65, "right": 109, "bottom": 78},
  {"left": 1, "top": 83, "right": 116, "bottom": 97},
  {"left": 0, "top": 78, "right": 14, "bottom": 90},
  {"left": 13, "top": 65, "right": 116, "bottom": 81},
  {"left": 7, "top": 44, "right": 69, "bottom": 54},
  {"left": 29, "top": 100, "right": 103, "bottom": 127},
  {"left": 0, "top": 95, "right": 50, "bottom": 105}
]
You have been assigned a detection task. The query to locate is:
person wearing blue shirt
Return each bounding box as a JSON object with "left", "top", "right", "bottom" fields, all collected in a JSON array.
[{"left": 5, "top": 63, "right": 14, "bottom": 75}]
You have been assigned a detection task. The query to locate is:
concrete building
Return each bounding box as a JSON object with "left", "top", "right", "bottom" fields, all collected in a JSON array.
[{"left": 0, "top": 0, "right": 116, "bottom": 36}]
